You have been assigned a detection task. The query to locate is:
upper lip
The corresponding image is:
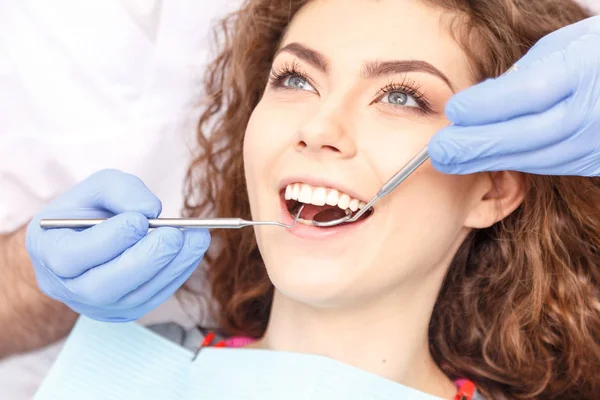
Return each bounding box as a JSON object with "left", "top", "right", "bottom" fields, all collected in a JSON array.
[{"left": 278, "top": 176, "right": 370, "bottom": 203}]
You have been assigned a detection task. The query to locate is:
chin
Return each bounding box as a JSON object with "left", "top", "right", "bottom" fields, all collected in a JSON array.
[{"left": 265, "top": 255, "right": 363, "bottom": 307}]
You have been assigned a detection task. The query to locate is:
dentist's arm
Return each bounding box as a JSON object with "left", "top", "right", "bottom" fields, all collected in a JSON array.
[
  {"left": 0, "top": 226, "right": 78, "bottom": 358},
  {"left": 430, "top": 16, "right": 600, "bottom": 177}
]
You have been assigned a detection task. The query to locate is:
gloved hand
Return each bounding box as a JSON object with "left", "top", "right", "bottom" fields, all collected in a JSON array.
[
  {"left": 429, "top": 15, "right": 600, "bottom": 177},
  {"left": 26, "top": 169, "right": 210, "bottom": 322}
]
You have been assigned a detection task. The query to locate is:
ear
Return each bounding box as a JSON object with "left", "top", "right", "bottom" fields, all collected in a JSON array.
[{"left": 464, "top": 171, "right": 527, "bottom": 229}]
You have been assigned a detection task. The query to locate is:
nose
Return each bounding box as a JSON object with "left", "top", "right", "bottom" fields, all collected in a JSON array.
[{"left": 294, "top": 101, "right": 357, "bottom": 159}]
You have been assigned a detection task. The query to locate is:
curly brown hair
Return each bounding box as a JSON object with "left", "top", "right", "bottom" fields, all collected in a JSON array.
[{"left": 183, "top": 0, "right": 600, "bottom": 398}]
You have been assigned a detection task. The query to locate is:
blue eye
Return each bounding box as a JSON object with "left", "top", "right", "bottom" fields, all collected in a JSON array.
[
  {"left": 283, "top": 75, "right": 317, "bottom": 93},
  {"left": 380, "top": 91, "right": 419, "bottom": 108}
]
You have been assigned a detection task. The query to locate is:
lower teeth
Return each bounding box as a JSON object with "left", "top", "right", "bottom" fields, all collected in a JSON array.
[
  {"left": 297, "top": 218, "right": 314, "bottom": 226},
  {"left": 291, "top": 208, "right": 351, "bottom": 227}
]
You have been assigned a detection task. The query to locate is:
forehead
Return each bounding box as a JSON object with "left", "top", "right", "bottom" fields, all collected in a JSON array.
[{"left": 282, "top": 0, "right": 474, "bottom": 90}]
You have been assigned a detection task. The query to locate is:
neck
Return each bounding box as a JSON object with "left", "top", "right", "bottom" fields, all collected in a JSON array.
[{"left": 256, "top": 272, "right": 457, "bottom": 399}]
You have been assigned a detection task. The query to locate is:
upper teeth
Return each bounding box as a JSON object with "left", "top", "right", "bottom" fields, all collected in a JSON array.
[{"left": 284, "top": 183, "right": 366, "bottom": 212}]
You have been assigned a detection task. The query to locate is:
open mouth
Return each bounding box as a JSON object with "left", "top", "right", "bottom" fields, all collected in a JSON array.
[{"left": 281, "top": 183, "right": 374, "bottom": 227}]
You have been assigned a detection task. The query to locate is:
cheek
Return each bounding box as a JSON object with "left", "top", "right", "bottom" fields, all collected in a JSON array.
[
  {"left": 243, "top": 109, "right": 269, "bottom": 213},
  {"left": 372, "top": 119, "right": 473, "bottom": 228},
  {"left": 406, "top": 168, "right": 474, "bottom": 223},
  {"left": 244, "top": 98, "right": 310, "bottom": 180},
  {"left": 244, "top": 101, "right": 295, "bottom": 166},
  {"left": 243, "top": 102, "right": 298, "bottom": 216},
  {"left": 369, "top": 124, "right": 477, "bottom": 271},
  {"left": 383, "top": 166, "right": 476, "bottom": 263}
]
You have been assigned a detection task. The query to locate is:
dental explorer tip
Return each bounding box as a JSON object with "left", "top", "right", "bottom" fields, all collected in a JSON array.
[{"left": 289, "top": 204, "right": 305, "bottom": 228}]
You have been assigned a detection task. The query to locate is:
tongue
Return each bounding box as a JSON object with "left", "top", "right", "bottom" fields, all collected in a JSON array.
[{"left": 298, "top": 203, "right": 348, "bottom": 222}]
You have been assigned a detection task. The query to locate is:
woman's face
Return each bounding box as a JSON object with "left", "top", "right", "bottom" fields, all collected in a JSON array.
[{"left": 244, "top": 0, "right": 502, "bottom": 306}]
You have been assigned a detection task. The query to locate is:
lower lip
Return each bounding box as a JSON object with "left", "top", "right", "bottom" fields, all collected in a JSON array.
[{"left": 279, "top": 197, "right": 370, "bottom": 240}]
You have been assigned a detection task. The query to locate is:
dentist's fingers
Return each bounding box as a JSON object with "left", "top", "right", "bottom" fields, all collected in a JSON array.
[
  {"left": 431, "top": 99, "right": 575, "bottom": 170},
  {"left": 34, "top": 212, "right": 149, "bottom": 278},
  {"left": 430, "top": 137, "right": 592, "bottom": 176},
  {"left": 63, "top": 227, "right": 185, "bottom": 306},
  {"left": 114, "top": 263, "right": 199, "bottom": 321},
  {"left": 67, "top": 261, "right": 199, "bottom": 322},
  {"left": 106, "top": 229, "right": 210, "bottom": 310},
  {"left": 123, "top": 262, "right": 199, "bottom": 321}
]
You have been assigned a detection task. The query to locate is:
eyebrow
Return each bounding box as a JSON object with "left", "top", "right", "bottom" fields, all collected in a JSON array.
[
  {"left": 276, "top": 42, "right": 329, "bottom": 73},
  {"left": 363, "top": 60, "right": 455, "bottom": 93},
  {"left": 275, "top": 42, "right": 456, "bottom": 93}
]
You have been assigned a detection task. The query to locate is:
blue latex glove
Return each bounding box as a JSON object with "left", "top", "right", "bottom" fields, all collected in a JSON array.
[
  {"left": 430, "top": 15, "right": 600, "bottom": 176},
  {"left": 26, "top": 169, "right": 210, "bottom": 322}
]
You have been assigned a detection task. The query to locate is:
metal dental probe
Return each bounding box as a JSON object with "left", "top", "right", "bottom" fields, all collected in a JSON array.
[{"left": 40, "top": 205, "right": 306, "bottom": 230}]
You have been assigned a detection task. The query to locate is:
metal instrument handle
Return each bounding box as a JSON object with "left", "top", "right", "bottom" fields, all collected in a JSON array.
[
  {"left": 40, "top": 218, "right": 247, "bottom": 229},
  {"left": 377, "top": 146, "right": 429, "bottom": 197}
]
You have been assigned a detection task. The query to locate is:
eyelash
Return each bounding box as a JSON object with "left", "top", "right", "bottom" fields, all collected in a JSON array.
[
  {"left": 268, "top": 62, "right": 433, "bottom": 114},
  {"left": 374, "top": 78, "right": 432, "bottom": 113},
  {"left": 269, "top": 61, "right": 313, "bottom": 90}
]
